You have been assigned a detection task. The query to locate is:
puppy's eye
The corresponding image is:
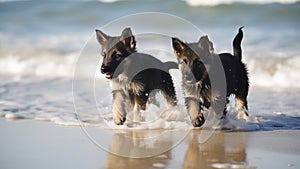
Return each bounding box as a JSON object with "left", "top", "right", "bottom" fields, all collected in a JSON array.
[
  {"left": 182, "top": 59, "right": 188, "bottom": 64},
  {"left": 112, "top": 51, "right": 120, "bottom": 57},
  {"left": 102, "top": 52, "right": 106, "bottom": 57},
  {"left": 112, "top": 51, "right": 123, "bottom": 60}
]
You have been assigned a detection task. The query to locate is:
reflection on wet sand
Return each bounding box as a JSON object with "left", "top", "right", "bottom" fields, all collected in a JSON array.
[
  {"left": 182, "top": 130, "right": 248, "bottom": 169},
  {"left": 104, "top": 129, "right": 249, "bottom": 169},
  {"left": 106, "top": 150, "right": 171, "bottom": 169},
  {"left": 105, "top": 130, "right": 173, "bottom": 169}
]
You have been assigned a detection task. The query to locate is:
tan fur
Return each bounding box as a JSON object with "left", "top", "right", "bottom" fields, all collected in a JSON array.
[
  {"left": 97, "top": 28, "right": 177, "bottom": 125},
  {"left": 112, "top": 91, "right": 127, "bottom": 124},
  {"left": 109, "top": 75, "right": 145, "bottom": 122},
  {"left": 236, "top": 97, "right": 248, "bottom": 120},
  {"left": 129, "top": 82, "right": 144, "bottom": 96},
  {"left": 172, "top": 28, "right": 249, "bottom": 127},
  {"left": 133, "top": 101, "right": 142, "bottom": 122},
  {"left": 186, "top": 99, "right": 200, "bottom": 120}
]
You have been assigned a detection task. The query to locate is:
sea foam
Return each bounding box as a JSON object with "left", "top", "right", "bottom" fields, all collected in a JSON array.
[
  {"left": 184, "top": 0, "right": 299, "bottom": 6},
  {"left": 1, "top": 46, "right": 299, "bottom": 88}
]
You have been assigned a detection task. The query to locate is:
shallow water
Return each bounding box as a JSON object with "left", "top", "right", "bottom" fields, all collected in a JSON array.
[
  {"left": 1, "top": 0, "right": 300, "bottom": 88},
  {"left": 0, "top": 0, "right": 300, "bottom": 130},
  {"left": 0, "top": 76, "right": 299, "bottom": 131}
]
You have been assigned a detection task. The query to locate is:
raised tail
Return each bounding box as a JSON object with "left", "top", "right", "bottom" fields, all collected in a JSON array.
[{"left": 233, "top": 26, "right": 244, "bottom": 60}]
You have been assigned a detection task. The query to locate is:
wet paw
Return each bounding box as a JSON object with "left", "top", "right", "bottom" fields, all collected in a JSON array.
[
  {"left": 191, "top": 114, "right": 205, "bottom": 127},
  {"left": 236, "top": 110, "right": 249, "bottom": 120},
  {"left": 114, "top": 116, "right": 126, "bottom": 125}
]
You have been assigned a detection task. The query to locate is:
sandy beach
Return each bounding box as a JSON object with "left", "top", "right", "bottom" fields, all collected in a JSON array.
[
  {"left": 1, "top": 1, "right": 300, "bottom": 169},
  {"left": 1, "top": 119, "right": 299, "bottom": 169}
]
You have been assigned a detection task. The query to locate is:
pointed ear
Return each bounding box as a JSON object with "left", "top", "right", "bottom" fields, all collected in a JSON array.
[
  {"left": 198, "top": 36, "right": 214, "bottom": 56},
  {"left": 120, "top": 27, "right": 136, "bottom": 51},
  {"left": 95, "top": 29, "right": 108, "bottom": 45},
  {"left": 172, "top": 37, "right": 187, "bottom": 57}
]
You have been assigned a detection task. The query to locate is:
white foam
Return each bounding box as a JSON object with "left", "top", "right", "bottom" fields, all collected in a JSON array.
[
  {"left": 246, "top": 56, "right": 300, "bottom": 88},
  {"left": 1, "top": 31, "right": 300, "bottom": 88},
  {"left": 1, "top": 76, "right": 299, "bottom": 130},
  {"left": 98, "top": 0, "right": 120, "bottom": 3},
  {"left": 0, "top": 33, "right": 88, "bottom": 78},
  {"left": 100, "top": 94, "right": 193, "bottom": 130},
  {"left": 0, "top": 0, "right": 25, "bottom": 2},
  {"left": 1, "top": 52, "right": 300, "bottom": 88},
  {"left": 184, "top": 0, "right": 299, "bottom": 6},
  {"left": 0, "top": 52, "right": 77, "bottom": 78}
]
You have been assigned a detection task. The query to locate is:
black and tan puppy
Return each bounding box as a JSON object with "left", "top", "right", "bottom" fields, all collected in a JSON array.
[
  {"left": 172, "top": 27, "right": 249, "bottom": 127},
  {"left": 96, "top": 28, "right": 177, "bottom": 125}
]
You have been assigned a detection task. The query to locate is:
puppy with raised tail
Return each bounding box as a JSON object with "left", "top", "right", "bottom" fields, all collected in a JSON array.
[{"left": 172, "top": 27, "right": 249, "bottom": 127}]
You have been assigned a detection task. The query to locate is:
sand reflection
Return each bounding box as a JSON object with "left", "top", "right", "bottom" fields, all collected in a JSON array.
[
  {"left": 104, "top": 129, "right": 248, "bottom": 169},
  {"left": 105, "top": 130, "right": 174, "bottom": 169},
  {"left": 182, "top": 130, "right": 248, "bottom": 169}
]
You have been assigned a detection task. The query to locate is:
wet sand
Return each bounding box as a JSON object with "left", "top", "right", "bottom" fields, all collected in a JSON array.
[{"left": 1, "top": 119, "right": 299, "bottom": 169}]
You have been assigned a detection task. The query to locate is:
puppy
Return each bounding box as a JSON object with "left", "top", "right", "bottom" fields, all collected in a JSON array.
[
  {"left": 96, "top": 27, "right": 177, "bottom": 125},
  {"left": 172, "top": 27, "right": 249, "bottom": 127}
]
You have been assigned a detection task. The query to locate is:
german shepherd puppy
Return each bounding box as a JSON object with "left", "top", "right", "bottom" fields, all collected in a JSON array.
[
  {"left": 172, "top": 27, "right": 249, "bottom": 127},
  {"left": 96, "top": 28, "right": 177, "bottom": 125}
]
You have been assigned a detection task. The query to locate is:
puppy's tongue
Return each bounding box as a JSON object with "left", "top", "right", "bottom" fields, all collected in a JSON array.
[
  {"left": 186, "top": 80, "right": 193, "bottom": 84},
  {"left": 105, "top": 73, "right": 112, "bottom": 79}
]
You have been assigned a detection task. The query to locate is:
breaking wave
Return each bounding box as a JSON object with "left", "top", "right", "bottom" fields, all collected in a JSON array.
[
  {"left": 184, "top": 0, "right": 299, "bottom": 6},
  {"left": 1, "top": 46, "right": 299, "bottom": 88}
]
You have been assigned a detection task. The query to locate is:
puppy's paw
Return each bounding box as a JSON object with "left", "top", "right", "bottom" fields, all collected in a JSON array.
[
  {"left": 236, "top": 110, "right": 249, "bottom": 120},
  {"left": 191, "top": 113, "right": 205, "bottom": 127},
  {"left": 114, "top": 116, "right": 126, "bottom": 125}
]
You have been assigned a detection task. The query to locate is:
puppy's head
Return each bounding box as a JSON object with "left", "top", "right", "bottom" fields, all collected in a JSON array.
[
  {"left": 96, "top": 27, "right": 136, "bottom": 79},
  {"left": 172, "top": 36, "right": 214, "bottom": 84}
]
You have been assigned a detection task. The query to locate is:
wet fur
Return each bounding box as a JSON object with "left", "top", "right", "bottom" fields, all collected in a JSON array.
[
  {"left": 172, "top": 27, "right": 249, "bottom": 127},
  {"left": 96, "top": 28, "right": 177, "bottom": 125}
]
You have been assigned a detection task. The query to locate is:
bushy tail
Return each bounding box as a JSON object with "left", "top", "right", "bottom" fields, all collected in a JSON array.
[{"left": 233, "top": 26, "right": 244, "bottom": 60}]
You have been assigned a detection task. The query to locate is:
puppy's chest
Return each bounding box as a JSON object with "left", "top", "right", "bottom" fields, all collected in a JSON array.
[
  {"left": 183, "top": 83, "right": 212, "bottom": 103},
  {"left": 109, "top": 74, "right": 144, "bottom": 96}
]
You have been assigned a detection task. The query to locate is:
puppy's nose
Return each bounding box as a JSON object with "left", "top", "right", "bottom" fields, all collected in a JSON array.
[
  {"left": 101, "top": 65, "right": 109, "bottom": 74},
  {"left": 184, "top": 74, "right": 195, "bottom": 83}
]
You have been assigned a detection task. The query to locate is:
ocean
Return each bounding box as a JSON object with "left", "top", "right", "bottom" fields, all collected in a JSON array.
[{"left": 0, "top": 0, "right": 300, "bottom": 131}]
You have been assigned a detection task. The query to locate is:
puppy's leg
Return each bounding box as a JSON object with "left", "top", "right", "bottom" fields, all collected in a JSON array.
[
  {"left": 161, "top": 89, "right": 177, "bottom": 107},
  {"left": 235, "top": 96, "right": 248, "bottom": 120},
  {"left": 235, "top": 65, "right": 249, "bottom": 119},
  {"left": 133, "top": 100, "right": 142, "bottom": 122},
  {"left": 161, "top": 76, "right": 177, "bottom": 107},
  {"left": 221, "top": 98, "right": 230, "bottom": 119},
  {"left": 112, "top": 90, "right": 127, "bottom": 125},
  {"left": 148, "top": 91, "right": 160, "bottom": 108},
  {"left": 185, "top": 98, "right": 205, "bottom": 127}
]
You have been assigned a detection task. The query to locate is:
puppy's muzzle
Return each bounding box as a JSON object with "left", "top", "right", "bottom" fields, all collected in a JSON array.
[
  {"left": 101, "top": 65, "right": 113, "bottom": 79},
  {"left": 183, "top": 74, "right": 195, "bottom": 84}
]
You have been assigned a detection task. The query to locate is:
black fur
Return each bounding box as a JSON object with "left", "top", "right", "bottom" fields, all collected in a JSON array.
[
  {"left": 172, "top": 27, "right": 249, "bottom": 127},
  {"left": 96, "top": 28, "right": 177, "bottom": 125}
]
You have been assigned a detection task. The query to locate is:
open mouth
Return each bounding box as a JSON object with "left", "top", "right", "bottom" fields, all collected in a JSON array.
[
  {"left": 105, "top": 73, "right": 113, "bottom": 79},
  {"left": 186, "top": 80, "right": 194, "bottom": 84},
  {"left": 184, "top": 75, "right": 195, "bottom": 84}
]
